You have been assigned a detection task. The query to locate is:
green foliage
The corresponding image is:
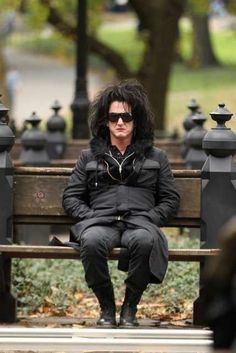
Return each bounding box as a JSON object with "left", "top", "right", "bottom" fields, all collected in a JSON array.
[
  {"left": 24, "top": 0, "right": 106, "bottom": 34},
  {"left": 88, "top": 0, "right": 107, "bottom": 34},
  {"left": 155, "top": 262, "right": 199, "bottom": 313},
  {"left": 25, "top": 1, "right": 49, "bottom": 29},
  {"left": 0, "top": 0, "right": 106, "bottom": 34},
  {"left": 12, "top": 258, "right": 87, "bottom": 314},
  {"left": 227, "top": 1, "right": 236, "bottom": 14},
  {"left": 50, "top": 0, "right": 76, "bottom": 13},
  {"left": 187, "top": 0, "right": 209, "bottom": 15},
  {"left": 0, "top": 0, "right": 20, "bottom": 10}
]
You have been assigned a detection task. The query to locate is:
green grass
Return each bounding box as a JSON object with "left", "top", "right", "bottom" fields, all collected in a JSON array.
[
  {"left": 170, "top": 64, "right": 236, "bottom": 92},
  {"left": 167, "top": 64, "right": 236, "bottom": 133},
  {"left": 97, "top": 27, "right": 145, "bottom": 72}
]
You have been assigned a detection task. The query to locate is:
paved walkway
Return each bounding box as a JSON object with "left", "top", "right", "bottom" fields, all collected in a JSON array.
[{"left": 4, "top": 47, "right": 108, "bottom": 128}]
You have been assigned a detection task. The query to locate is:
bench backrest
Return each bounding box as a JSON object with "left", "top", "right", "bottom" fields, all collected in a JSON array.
[
  {"left": 13, "top": 167, "right": 201, "bottom": 227},
  {"left": 11, "top": 139, "right": 183, "bottom": 160}
]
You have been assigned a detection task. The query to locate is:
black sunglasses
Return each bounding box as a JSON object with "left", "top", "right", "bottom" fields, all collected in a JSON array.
[{"left": 107, "top": 112, "right": 133, "bottom": 123}]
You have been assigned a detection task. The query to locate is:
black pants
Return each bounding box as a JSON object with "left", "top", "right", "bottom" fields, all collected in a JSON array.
[{"left": 80, "top": 221, "right": 154, "bottom": 291}]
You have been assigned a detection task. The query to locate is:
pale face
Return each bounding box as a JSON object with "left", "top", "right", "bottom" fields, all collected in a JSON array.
[{"left": 107, "top": 101, "right": 134, "bottom": 146}]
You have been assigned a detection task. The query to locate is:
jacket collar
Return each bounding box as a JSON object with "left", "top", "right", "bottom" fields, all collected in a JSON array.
[{"left": 90, "top": 136, "right": 153, "bottom": 159}]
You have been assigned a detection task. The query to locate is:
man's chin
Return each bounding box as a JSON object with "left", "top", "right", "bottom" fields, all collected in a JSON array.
[{"left": 114, "top": 133, "right": 126, "bottom": 138}]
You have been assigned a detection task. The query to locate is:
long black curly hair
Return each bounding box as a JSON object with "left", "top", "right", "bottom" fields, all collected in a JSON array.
[{"left": 89, "top": 79, "right": 154, "bottom": 143}]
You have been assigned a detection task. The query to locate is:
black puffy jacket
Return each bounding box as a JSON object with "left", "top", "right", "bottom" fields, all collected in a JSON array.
[
  {"left": 62, "top": 138, "right": 180, "bottom": 284},
  {"left": 63, "top": 139, "right": 179, "bottom": 227}
]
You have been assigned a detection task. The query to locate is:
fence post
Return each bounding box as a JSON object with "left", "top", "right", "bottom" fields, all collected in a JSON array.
[
  {"left": 19, "top": 111, "right": 50, "bottom": 166},
  {"left": 46, "top": 100, "right": 67, "bottom": 159},
  {"left": 201, "top": 103, "right": 236, "bottom": 247},
  {"left": 185, "top": 111, "right": 208, "bottom": 169},
  {"left": 0, "top": 96, "right": 16, "bottom": 322},
  {"left": 193, "top": 103, "right": 236, "bottom": 325},
  {"left": 182, "top": 98, "right": 199, "bottom": 159}
]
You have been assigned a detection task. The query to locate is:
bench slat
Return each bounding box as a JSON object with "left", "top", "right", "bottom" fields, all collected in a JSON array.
[
  {"left": 14, "top": 166, "right": 201, "bottom": 177},
  {"left": 14, "top": 158, "right": 186, "bottom": 169},
  {"left": 0, "top": 245, "right": 220, "bottom": 261}
]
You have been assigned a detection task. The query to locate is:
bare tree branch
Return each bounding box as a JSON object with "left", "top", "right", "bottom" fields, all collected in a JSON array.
[{"left": 39, "top": 0, "right": 132, "bottom": 78}]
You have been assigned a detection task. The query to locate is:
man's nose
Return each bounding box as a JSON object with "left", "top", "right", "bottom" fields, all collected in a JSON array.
[{"left": 117, "top": 117, "right": 124, "bottom": 124}]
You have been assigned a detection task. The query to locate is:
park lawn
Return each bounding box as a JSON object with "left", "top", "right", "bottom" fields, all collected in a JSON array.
[
  {"left": 167, "top": 65, "right": 236, "bottom": 134},
  {"left": 97, "top": 26, "right": 144, "bottom": 72}
]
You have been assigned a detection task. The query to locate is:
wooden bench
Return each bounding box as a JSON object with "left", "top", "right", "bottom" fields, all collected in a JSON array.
[{"left": 0, "top": 167, "right": 219, "bottom": 325}]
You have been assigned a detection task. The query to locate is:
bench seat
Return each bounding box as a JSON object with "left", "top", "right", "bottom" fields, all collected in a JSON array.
[{"left": 0, "top": 245, "right": 220, "bottom": 261}]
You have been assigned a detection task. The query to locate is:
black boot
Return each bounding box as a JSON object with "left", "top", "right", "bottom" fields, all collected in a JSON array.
[
  {"left": 119, "top": 286, "right": 144, "bottom": 327},
  {"left": 93, "top": 284, "right": 116, "bottom": 327}
]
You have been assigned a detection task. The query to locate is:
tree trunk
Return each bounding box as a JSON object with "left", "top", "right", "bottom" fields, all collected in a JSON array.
[
  {"left": 190, "top": 14, "right": 219, "bottom": 68},
  {"left": 131, "top": 0, "right": 186, "bottom": 131},
  {"left": 43, "top": 0, "right": 187, "bottom": 132}
]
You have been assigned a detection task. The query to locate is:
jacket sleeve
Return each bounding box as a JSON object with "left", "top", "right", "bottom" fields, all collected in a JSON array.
[
  {"left": 148, "top": 151, "right": 180, "bottom": 227},
  {"left": 62, "top": 150, "right": 95, "bottom": 220}
]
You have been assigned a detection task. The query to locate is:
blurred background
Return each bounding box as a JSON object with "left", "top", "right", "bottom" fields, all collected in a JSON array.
[
  {"left": 0, "top": 0, "right": 236, "bottom": 136},
  {"left": 1, "top": 0, "right": 236, "bottom": 321}
]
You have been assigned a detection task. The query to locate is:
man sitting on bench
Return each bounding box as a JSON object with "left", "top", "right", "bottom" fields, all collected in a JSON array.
[{"left": 62, "top": 79, "right": 180, "bottom": 327}]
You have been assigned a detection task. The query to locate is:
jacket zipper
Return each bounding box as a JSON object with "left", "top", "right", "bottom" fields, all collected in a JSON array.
[{"left": 105, "top": 151, "right": 135, "bottom": 180}]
